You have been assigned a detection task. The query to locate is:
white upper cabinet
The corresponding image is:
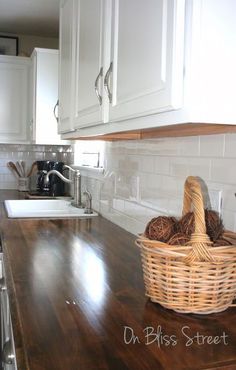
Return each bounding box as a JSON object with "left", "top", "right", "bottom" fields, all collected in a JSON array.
[
  {"left": 0, "top": 56, "right": 30, "bottom": 143},
  {"left": 59, "top": 0, "right": 185, "bottom": 132},
  {"left": 184, "top": 0, "right": 236, "bottom": 124},
  {"left": 31, "top": 48, "right": 63, "bottom": 144},
  {"left": 108, "top": 0, "right": 185, "bottom": 122},
  {"left": 72, "top": 0, "right": 106, "bottom": 128},
  {"left": 59, "top": 0, "right": 236, "bottom": 138},
  {"left": 58, "top": 0, "right": 75, "bottom": 133},
  {"left": 0, "top": 51, "right": 63, "bottom": 145}
]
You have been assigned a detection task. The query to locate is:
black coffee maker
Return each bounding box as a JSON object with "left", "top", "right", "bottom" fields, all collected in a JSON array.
[{"left": 36, "top": 161, "right": 65, "bottom": 197}]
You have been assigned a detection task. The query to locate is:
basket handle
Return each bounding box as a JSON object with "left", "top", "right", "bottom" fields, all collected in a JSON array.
[{"left": 182, "top": 176, "right": 215, "bottom": 265}]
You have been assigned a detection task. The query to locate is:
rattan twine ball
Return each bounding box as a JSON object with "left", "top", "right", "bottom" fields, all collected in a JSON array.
[
  {"left": 168, "top": 233, "right": 190, "bottom": 246},
  {"left": 144, "top": 219, "right": 153, "bottom": 239},
  {"left": 205, "top": 209, "right": 224, "bottom": 242},
  {"left": 213, "top": 238, "right": 232, "bottom": 247},
  {"left": 178, "top": 212, "right": 195, "bottom": 236},
  {"left": 178, "top": 209, "right": 224, "bottom": 241},
  {"left": 145, "top": 216, "right": 176, "bottom": 242}
]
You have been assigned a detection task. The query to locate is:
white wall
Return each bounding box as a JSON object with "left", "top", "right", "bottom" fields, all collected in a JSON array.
[
  {"left": 18, "top": 34, "right": 58, "bottom": 56},
  {"left": 79, "top": 133, "right": 236, "bottom": 235},
  {"left": 0, "top": 32, "right": 58, "bottom": 56}
]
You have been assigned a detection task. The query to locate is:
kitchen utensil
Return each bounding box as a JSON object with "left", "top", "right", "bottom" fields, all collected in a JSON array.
[
  {"left": 16, "top": 161, "right": 24, "bottom": 177},
  {"left": 26, "top": 162, "right": 37, "bottom": 177},
  {"left": 20, "top": 160, "right": 26, "bottom": 177},
  {"left": 7, "top": 162, "right": 21, "bottom": 177}
]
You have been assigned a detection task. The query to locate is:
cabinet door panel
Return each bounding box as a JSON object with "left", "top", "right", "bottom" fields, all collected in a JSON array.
[
  {"left": 0, "top": 59, "right": 29, "bottom": 143},
  {"left": 34, "top": 50, "right": 62, "bottom": 144},
  {"left": 58, "top": 0, "right": 75, "bottom": 133},
  {"left": 73, "top": 0, "right": 104, "bottom": 128},
  {"left": 109, "top": 0, "right": 185, "bottom": 122}
]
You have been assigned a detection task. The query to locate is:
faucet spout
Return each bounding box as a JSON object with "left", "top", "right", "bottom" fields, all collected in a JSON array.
[
  {"left": 63, "top": 165, "right": 77, "bottom": 173},
  {"left": 44, "top": 170, "right": 72, "bottom": 185}
]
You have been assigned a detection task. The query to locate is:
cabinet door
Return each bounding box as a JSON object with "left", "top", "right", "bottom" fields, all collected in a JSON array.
[
  {"left": 34, "top": 50, "right": 62, "bottom": 144},
  {"left": 73, "top": 0, "right": 106, "bottom": 128},
  {"left": 0, "top": 56, "right": 30, "bottom": 143},
  {"left": 58, "top": 0, "right": 75, "bottom": 133},
  {"left": 108, "top": 0, "right": 185, "bottom": 123}
]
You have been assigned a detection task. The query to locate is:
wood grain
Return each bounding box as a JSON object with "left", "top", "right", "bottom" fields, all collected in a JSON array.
[
  {"left": 0, "top": 190, "right": 236, "bottom": 370},
  {"left": 65, "top": 123, "right": 236, "bottom": 141}
]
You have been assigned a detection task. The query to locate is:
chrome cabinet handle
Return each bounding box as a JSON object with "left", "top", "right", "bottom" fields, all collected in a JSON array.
[
  {"left": 104, "top": 62, "right": 113, "bottom": 103},
  {"left": 53, "top": 100, "right": 59, "bottom": 122},
  {"left": 2, "top": 340, "right": 15, "bottom": 365},
  {"left": 94, "top": 67, "right": 103, "bottom": 105}
]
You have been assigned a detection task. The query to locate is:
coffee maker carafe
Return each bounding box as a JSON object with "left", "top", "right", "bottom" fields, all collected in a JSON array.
[{"left": 36, "top": 161, "right": 65, "bottom": 196}]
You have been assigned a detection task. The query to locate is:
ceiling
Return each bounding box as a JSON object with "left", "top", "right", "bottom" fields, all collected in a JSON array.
[{"left": 0, "top": 0, "right": 60, "bottom": 38}]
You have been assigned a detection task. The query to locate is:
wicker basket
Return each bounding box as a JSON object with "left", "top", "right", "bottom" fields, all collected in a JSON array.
[{"left": 136, "top": 176, "right": 236, "bottom": 314}]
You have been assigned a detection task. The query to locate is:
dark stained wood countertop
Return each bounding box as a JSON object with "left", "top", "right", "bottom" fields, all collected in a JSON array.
[{"left": 1, "top": 190, "right": 236, "bottom": 370}]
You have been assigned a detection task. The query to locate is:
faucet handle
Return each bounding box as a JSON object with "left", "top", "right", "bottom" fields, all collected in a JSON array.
[
  {"left": 83, "top": 189, "right": 92, "bottom": 199},
  {"left": 83, "top": 190, "right": 93, "bottom": 214}
]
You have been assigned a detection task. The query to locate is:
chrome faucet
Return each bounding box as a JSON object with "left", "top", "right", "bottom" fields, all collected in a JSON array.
[
  {"left": 83, "top": 190, "right": 93, "bottom": 214},
  {"left": 44, "top": 165, "right": 82, "bottom": 208}
]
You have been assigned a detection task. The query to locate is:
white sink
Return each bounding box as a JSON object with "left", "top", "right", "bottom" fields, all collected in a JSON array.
[{"left": 4, "top": 199, "right": 98, "bottom": 219}]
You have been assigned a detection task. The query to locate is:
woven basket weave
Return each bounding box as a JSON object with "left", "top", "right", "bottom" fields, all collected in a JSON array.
[{"left": 136, "top": 176, "right": 236, "bottom": 314}]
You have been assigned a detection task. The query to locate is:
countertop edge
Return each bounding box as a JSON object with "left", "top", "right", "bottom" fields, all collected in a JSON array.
[{"left": 1, "top": 231, "right": 30, "bottom": 370}]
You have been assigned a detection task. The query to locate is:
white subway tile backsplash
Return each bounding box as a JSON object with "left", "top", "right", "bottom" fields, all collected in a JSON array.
[
  {"left": 200, "top": 135, "right": 225, "bottom": 157},
  {"left": 222, "top": 210, "right": 236, "bottom": 231},
  {"left": 105, "top": 154, "right": 119, "bottom": 170},
  {"left": 188, "top": 158, "right": 211, "bottom": 179},
  {"left": 2, "top": 135, "right": 235, "bottom": 235},
  {"left": 153, "top": 156, "right": 170, "bottom": 175},
  {"left": 117, "top": 156, "right": 139, "bottom": 172},
  {"left": 138, "top": 155, "right": 155, "bottom": 173},
  {"left": 0, "top": 144, "right": 73, "bottom": 190},
  {"left": 122, "top": 141, "right": 138, "bottom": 155},
  {"left": 0, "top": 152, "right": 9, "bottom": 159},
  {"left": 113, "top": 198, "right": 125, "bottom": 213},
  {"left": 103, "top": 208, "right": 144, "bottom": 235},
  {"left": 140, "top": 196, "right": 169, "bottom": 214},
  {"left": 123, "top": 201, "right": 158, "bottom": 223},
  {"left": 161, "top": 176, "right": 184, "bottom": 198},
  {"left": 170, "top": 157, "right": 189, "bottom": 177},
  {"left": 221, "top": 184, "right": 236, "bottom": 212},
  {"left": 139, "top": 172, "right": 162, "bottom": 194},
  {"left": 168, "top": 197, "right": 183, "bottom": 217},
  {"left": 0, "top": 167, "right": 10, "bottom": 174},
  {"left": 137, "top": 136, "right": 200, "bottom": 157},
  {"left": 125, "top": 175, "right": 140, "bottom": 201},
  {"left": 80, "top": 133, "right": 236, "bottom": 235},
  {"left": 233, "top": 214, "right": 236, "bottom": 232},
  {"left": 170, "top": 157, "right": 211, "bottom": 179},
  {"left": 224, "top": 133, "right": 236, "bottom": 158},
  {"left": 211, "top": 158, "right": 236, "bottom": 184}
]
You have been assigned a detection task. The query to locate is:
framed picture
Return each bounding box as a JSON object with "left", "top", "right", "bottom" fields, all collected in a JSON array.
[{"left": 0, "top": 35, "right": 19, "bottom": 56}]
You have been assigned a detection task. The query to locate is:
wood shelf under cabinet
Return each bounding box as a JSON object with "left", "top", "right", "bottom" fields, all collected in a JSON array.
[{"left": 64, "top": 123, "right": 236, "bottom": 141}]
